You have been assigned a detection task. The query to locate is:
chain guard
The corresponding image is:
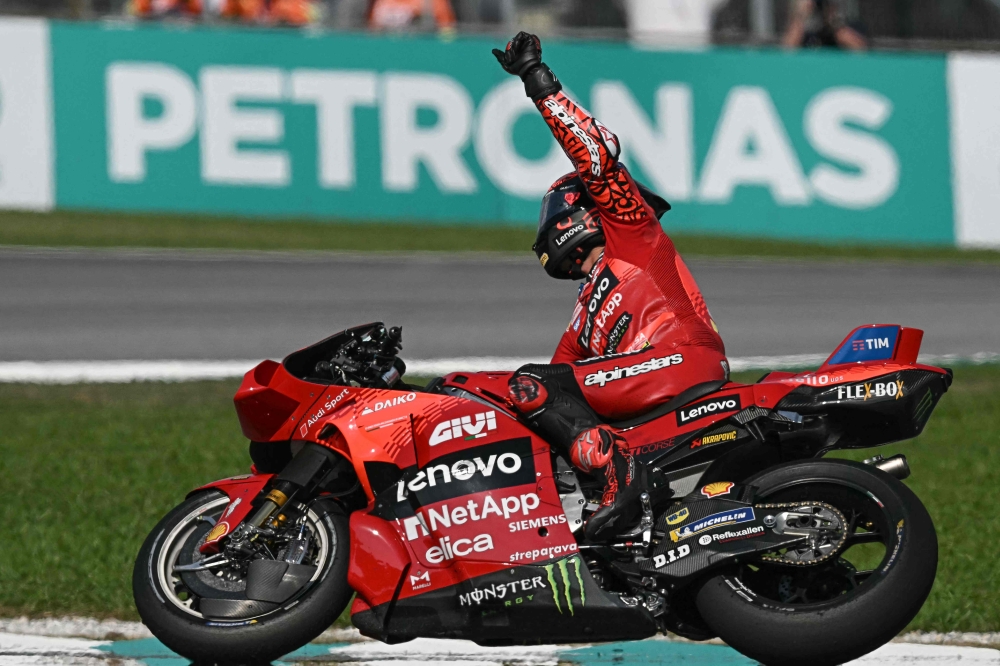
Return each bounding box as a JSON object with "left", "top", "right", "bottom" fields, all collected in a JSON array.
[{"left": 754, "top": 501, "right": 848, "bottom": 567}]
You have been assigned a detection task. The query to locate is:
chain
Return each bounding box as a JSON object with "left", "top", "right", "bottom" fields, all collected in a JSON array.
[{"left": 753, "top": 501, "right": 849, "bottom": 567}]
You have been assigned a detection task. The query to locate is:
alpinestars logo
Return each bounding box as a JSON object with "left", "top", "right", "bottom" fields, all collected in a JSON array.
[
  {"left": 543, "top": 555, "right": 587, "bottom": 615},
  {"left": 584, "top": 354, "right": 684, "bottom": 387},
  {"left": 543, "top": 99, "right": 602, "bottom": 176},
  {"left": 676, "top": 395, "right": 742, "bottom": 426},
  {"left": 362, "top": 392, "right": 415, "bottom": 415},
  {"left": 429, "top": 411, "right": 498, "bottom": 446}
]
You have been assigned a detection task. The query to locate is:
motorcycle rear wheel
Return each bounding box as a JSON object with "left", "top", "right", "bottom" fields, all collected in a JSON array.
[
  {"left": 695, "top": 459, "right": 937, "bottom": 666},
  {"left": 133, "top": 490, "right": 352, "bottom": 664}
]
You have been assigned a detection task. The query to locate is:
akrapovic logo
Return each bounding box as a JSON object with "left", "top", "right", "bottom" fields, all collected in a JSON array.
[
  {"left": 584, "top": 354, "right": 684, "bottom": 388},
  {"left": 542, "top": 99, "right": 602, "bottom": 177},
  {"left": 554, "top": 223, "right": 585, "bottom": 247},
  {"left": 578, "top": 266, "right": 619, "bottom": 349},
  {"left": 677, "top": 395, "right": 742, "bottom": 426},
  {"left": 429, "top": 411, "right": 497, "bottom": 446}
]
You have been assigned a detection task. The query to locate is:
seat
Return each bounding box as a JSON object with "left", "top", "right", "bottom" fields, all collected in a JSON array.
[{"left": 604, "top": 379, "right": 728, "bottom": 430}]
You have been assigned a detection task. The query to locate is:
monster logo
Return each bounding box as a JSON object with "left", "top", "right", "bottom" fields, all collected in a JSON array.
[{"left": 542, "top": 555, "right": 587, "bottom": 615}]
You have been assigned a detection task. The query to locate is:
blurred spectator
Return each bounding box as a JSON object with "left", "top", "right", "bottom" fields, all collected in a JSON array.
[
  {"left": 367, "top": 0, "right": 456, "bottom": 30},
  {"left": 128, "top": 0, "right": 320, "bottom": 24},
  {"left": 783, "top": 0, "right": 868, "bottom": 49},
  {"left": 624, "top": 0, "right": 727, "bottom": 48}
]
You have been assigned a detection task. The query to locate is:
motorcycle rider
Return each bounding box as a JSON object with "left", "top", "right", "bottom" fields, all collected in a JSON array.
[{"left": 494, "top": 33, "right": 729, "bottom": 540}]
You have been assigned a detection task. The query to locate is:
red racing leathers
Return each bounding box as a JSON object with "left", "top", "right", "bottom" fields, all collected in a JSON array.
[{"left": 538, "top": 90, "right": 729, "bottom": 420}]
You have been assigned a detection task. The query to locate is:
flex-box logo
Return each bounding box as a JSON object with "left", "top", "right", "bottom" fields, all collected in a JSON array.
[{"left": 430, "top": 411, "right": 498, "bottom": 446}]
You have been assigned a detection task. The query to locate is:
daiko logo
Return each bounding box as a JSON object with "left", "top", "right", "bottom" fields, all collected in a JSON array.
[
  {"left": 361, "top": 392, "right": 415, "bottom": 415},
  {"left": 429, "top": 411, "right": 498, "bottom": 446}
]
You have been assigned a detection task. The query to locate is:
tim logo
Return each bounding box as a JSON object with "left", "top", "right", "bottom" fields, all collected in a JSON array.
[
  {"left": 854, "top": 337, "right": 890, "bottom": 351},
  {"left": 677, "top": 395, "right": 742, "bottom": 426}
]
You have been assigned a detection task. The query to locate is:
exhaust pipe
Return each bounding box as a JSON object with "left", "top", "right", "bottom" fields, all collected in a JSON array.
[{"left": 863, "top": 454, "right": 911, "bottom": 480}]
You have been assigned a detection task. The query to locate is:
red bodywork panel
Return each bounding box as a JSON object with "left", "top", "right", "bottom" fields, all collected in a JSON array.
[
  {"left": 190, "top": 473, "right": 273, "bottom": 553},
  {"left": 198, "top": 323, "right": 947, "bottom": 623}
]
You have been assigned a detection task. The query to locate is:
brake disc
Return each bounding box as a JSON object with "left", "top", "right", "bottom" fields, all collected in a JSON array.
[{"left": 755, "top": 501, "right": 848, "bottom": 566}]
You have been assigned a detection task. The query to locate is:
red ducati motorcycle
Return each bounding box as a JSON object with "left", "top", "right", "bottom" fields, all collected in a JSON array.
[{"left": 134, "top": 322, "right": 950, "bottom": 666}]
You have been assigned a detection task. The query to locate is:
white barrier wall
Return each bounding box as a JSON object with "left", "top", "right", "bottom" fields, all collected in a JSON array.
[
  {"left": 949, "top": 53, "right": 1000, "bottom": 248},
  {"left": 0, "top": 18, "right": 54, "bottom": 211}
]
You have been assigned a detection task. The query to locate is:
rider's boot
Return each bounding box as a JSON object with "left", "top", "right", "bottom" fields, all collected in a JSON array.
[{"left": 570, "top": 425, "right": 642, "bottom": 541}]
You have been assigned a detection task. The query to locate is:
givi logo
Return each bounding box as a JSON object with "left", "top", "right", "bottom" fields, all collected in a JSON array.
[{"left": 429, "top": 411, "right": 498, "bottom": 446}]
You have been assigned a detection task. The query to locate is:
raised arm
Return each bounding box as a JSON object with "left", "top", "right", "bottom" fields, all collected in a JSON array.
[{"left": 493, "top": 33, "right": 650, "bottom": 225}]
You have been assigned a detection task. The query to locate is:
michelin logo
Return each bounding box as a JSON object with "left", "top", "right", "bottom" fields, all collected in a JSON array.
[{"left": 670, "top": 507, "right": 755, "bottom": 543}]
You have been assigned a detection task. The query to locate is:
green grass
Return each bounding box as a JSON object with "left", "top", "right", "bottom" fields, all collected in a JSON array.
[
  {"left": 3, "top": 209, "right": 1000, "bottom": 263},
  {"left": 0, "top": 366, "right": 998, "bottom": 629}
]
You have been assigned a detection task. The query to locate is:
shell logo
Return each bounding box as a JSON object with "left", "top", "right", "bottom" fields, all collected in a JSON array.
[
  {"left": 701, "top": 481, "right": 735, "bottom": 499},
  {"left": 205, "top": 522, "right": 230, "bottom": 543}
]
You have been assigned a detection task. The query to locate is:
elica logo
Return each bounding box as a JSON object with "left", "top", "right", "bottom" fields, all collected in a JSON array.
[
  {"left": 676, "top": 395, "right": 742, "bottom": 426},
  {"left": 395, "top": 447, "right": 523, "bottom": 501},
  {"left": 424, "top": 533, "right": 494, "bottom": 564},
  {"left": 584, "top": 354, "right": 684, "bottom": 388},
  {"left": 543, "top": 555, "right": 587, "bottom": 615},
  {"left": 554, "top": 223, "right": 585, "bottom": 248},
  {"left": 401, "top": 491, "right": 541, "bottom": 540},
  {"left": 543, "top": 99, "right": 602, "bottom": 177},
  {"left": 300, "top": 388, "right": 350, "bottom": 436},
  {"left": 459, "top": 576, "right": 545, "bottom": 606},
  {"left": 836, "top": 380, "right": 905, "bottom": 401},
  {"left": 361, "top": 392, "right": 415, "bottom": 416},
  {"left": 669, "top": 507, "right": 755, "bottom": 542},
  {"left": 595, "top": 293, "right": 623, "bottom": 329},
  {"left": 429, "top": 411, "right": 498, "bottom": 446}
]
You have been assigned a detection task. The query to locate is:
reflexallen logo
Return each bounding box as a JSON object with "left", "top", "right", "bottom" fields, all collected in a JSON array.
[{"left": 543, "top": 556, "right": 587, "bottom": 615}]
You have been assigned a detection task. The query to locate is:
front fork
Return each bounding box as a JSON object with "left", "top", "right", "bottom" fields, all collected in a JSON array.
[{"left": 201, "top": 442, "right": 346, "bottom": 555}]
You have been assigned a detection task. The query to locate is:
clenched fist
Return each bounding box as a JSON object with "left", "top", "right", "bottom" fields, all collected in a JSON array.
[{"left": 492, "top": 31, "right": 561, "bottom": 102}]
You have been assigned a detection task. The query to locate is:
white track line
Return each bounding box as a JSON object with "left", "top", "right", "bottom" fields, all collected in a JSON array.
[{"left": 0, "top": 353, "right": 997, "bottom": 384}]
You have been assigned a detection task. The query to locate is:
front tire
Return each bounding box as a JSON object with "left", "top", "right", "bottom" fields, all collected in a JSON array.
[
  {"left": 695, "top": 460, "right": 937, "bottom": 666},
  {"left": 133, "top": 491, "right": 352, "bottom": 664}
]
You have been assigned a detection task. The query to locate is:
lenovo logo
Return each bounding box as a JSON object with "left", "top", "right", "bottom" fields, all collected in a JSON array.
[{"left": 677, "top": 395, "right": 742, "bottom": 426}]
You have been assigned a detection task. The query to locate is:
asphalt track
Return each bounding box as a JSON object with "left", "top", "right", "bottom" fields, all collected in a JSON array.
[{"left": 1, "top": 247, "right": 998, "bottom": 363}]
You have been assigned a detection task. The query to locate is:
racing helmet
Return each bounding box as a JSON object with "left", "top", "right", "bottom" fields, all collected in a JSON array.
[{"left": 533, "top": 173, "right": 671, "bottom": 280}]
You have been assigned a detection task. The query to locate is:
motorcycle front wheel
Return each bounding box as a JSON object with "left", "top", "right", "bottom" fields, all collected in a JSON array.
[
  {"left": 133, "top": 491, "right": 352, "bottom": 664},
  {"left": 695, "top": 459, "right": 937, "bottom": 666}
]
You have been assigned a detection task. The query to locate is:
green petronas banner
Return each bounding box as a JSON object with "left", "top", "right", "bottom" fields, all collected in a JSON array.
[
  {"left": 543, "top": 555, "right": 587, "bottom": 615},
  {"left": 3, "top": 18, "right": 983, "bottom": 245}
]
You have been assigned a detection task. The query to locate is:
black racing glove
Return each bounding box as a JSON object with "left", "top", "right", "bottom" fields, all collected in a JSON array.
[{"left": 492, "top": 31, "right": 562, "bottom": 103}]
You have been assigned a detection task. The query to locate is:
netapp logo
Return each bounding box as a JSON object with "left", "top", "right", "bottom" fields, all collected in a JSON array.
[{"left": 677, "top": 395, "right": 742, "bottom": 426}]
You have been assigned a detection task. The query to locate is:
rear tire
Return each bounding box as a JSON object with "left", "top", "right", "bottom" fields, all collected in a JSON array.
[
  {"left": 695, "top": 460, "right": 936, "bottom": 666},
  {"left": 133, "top": 491, "right": 352, "bottom": 664}
]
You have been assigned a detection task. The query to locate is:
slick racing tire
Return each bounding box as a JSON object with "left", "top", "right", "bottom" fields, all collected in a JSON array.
[
  {"left": 133, "top": 491, "right": 352, "bottom": 664},
  {"left": 694, "top": 460, "right": 936, "bottom": 666}
]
